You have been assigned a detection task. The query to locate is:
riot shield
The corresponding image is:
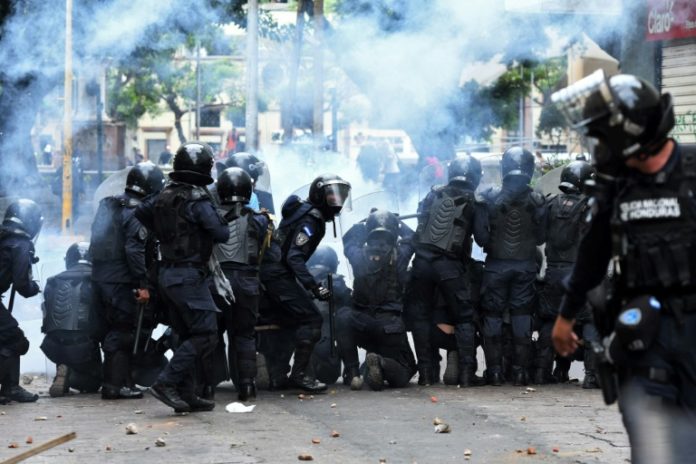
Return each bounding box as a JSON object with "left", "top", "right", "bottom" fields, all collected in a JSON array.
[
  {"left": 534, "top": 165, "right": 564, "bottom": 196},
  {"left": 339, "top": 190, "right": 400, "bottom": 234},
  {"left": 476, "top": 154, "right": 503, "bottom": 192}
]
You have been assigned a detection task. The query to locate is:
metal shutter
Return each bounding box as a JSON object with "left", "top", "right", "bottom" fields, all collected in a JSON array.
[{"left": 662, "top": 39, "right": 696, "bottom": 143}]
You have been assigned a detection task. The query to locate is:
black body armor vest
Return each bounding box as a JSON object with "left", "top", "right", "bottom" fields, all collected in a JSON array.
[
  {"left": 154, "top": 183, "right": 212, "bottom": 263},
  {"left": 415, "top": 185, "right": 475, "bottom": 257},
  {"left": 615, "top": 148, "right": 696, "bottom": 293},
  {"left": 214, "top": 206, "right": 259, "bottom": 266},
  {"left": 486, "top": 188, "right": 541, "bottom": 261},
  {"left": 545, "top": 193, "right": 589, "bottom": 264},
  {"left": 352, "top": 247, "right": 401, "bottom": 308},
  {"left": 43, "top": 270, "right": 93, "bottom": 333},
  {"left": 90, "top": 196, "right": 137, "bottom": 263}
]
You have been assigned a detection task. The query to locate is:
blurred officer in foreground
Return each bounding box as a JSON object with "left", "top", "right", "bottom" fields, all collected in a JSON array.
[
  {"left": 0, "top": 200, "right": 42, "bottom": 403},
  {"left": 136, "top": 142, "right": 229, "bottom": 413},
  {"left": 551, "top": 70, "right": 696, "bottom": 462},
  {"left": 41, "top": 242, "right": 103, "bottom": 397}
]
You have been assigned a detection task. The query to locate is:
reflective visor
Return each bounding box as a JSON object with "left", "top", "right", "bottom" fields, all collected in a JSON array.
[{"left": 324, "top": 182, "right": 351, "bottom": 208}]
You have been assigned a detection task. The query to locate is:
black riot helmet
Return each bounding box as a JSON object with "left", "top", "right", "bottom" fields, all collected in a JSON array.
[
  {"left": 365, "top": 209, "right": 400, "bottom": 246},
  {"left": 2, "top": 199, "right": 43, "bottom": 239},
  {"left": 126, "top": 161, "right": 165, "bottom": 197},
  {"left": 170, "top": 141, "right": 215, "bottom": 186},
  {"left": 65, "top": 241, "right": 92, "bottom": 269},
  {"left": 559, "top": 160, "right": 595, "bottom": 194},
  {"left": 225, "top": 152, "right": 263, "bottom": 183},
  {"left": 217, "top": 167, "right": 253, "bottom": 204},
  {"left": 551, "top": 70, "right": 674, "bottom": 169},
  {"left": 307, "top": 246, "right": 339, "bottom": 274},
  {"left": 501, "top": 146, "right": 535, "bottom": 182},
  {"left": 448, "top": 155, "right": 482, "bottom": 190},
  {"left": 308, "top": 174, "right": 351, "bottom": 219}
]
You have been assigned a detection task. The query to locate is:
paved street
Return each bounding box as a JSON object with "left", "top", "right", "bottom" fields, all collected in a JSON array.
[{"left": 0, "top": 376, "right": 630, "bottom": 464}]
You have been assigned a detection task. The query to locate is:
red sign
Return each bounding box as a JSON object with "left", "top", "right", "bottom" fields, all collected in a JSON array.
[{"left": 646, "top": 0, "right": 696, "bottom": 41}]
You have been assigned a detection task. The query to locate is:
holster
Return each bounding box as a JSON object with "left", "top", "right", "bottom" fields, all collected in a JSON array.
[{"left": 591, "top": 340, "right": 619, "bottom": 405}]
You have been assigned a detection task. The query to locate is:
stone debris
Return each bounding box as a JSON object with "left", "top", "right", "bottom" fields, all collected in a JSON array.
[
  {"left": 331, "top": 430, "right": 340, "bottom": 438},
  {"left": 298, "top": 453, "right": 314, "bottom": 461},
  {"left": 298, "top": 394, "right": 305, "bottom": 400},
  {"left": 155, "top": 438, "right": 166, "bottom": 447},
  {"left": 21, "top": 375, "right": 33, "bottom": 385},
  {"left": 68, "top": 447, "right": 75, "bottom": 453},
  {"left": 526, "top": 387, "right": 536, "bottom": 393},
  {"left": 25, "top": 436, "right": 33, "bottom": 444},
  {"left": 125, "top": 423, "right": 138, "bottom": 435},
  {"left": 433, "top": 417, "right": 444, "bottom": 425},
  {"left": 527, "top": 447, "right": 537, "bottom": 455},
  {"left": 430, "top": 396, "right": 438, "bottom": 403},
  {"left": 8, "top": 442, "right": 19, "bottom": 448},
  {"left": 389, "top": 440, "right": 397, "bottom": 445},
  {"left": 330, "top": 403, "right": 337, "bottom": 408},
  {"left": 434, "top": 423, "right": 451, "bottom": 433},
  {"left": 34, "top": 416, "right": 48, "bottom": 421},
  {"left": 134, "top": 410, "right": 144, "bottom": 415},
  {"left": 311, "top": 438, "right": 321, "bottom": 444},
  {"left": 552, "top": 447, "right": 560, "bottom": 453},
  {"left": 379, "top": 459, "right": 387, "bottom": 463},
  {"left": 464, "top": 449, "right": 472, "bottom": 456},
  {"left": 106, "top": 445, "right": 113, "bottom": 451}
]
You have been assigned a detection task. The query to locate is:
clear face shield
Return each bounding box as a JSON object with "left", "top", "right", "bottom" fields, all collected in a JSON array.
[{"left": 323, "top": 181, "right": 352, "bottom": 214}]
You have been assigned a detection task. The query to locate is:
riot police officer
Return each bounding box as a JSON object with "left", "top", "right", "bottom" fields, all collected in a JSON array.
[
  {"left": 214, "top": 167, "right": 272, "bottom": 401},
  {"left": 0, "top": 199, "right": 42, "bottom": 403},
  {"left": 534, "top": 161, "right": 596, "bottom": 386},
  {"left": 218, "top": 152, "right": 274, "bottom": 213},
  {"left": 260, "top": 174, "right": 351, "bottom": 392},
  {"left": 551, "top": 71, "right": 696, "bottom": 462},
  {"left": 90, "top": 161, "right": 165, "bottom": 400},
  {"left": 136, "top": 142, "right": 229, "bottom": 413},
  {"left": 339, "top": 209, "right": 417, "bottom": 390},
  {"left": 41, "top": 242, "right": 103, "bottom": 397},
  {"left": 406, "top": 155, "right": 485, "bottom": 387},
  {"left": 477, "top": 147, "right": 546, "bottom": 386},
  {"left": 306, "top": 246, "right": 352, "bottom": 385}
]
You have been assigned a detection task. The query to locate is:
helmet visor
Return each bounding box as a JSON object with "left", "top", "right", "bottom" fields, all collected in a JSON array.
[
  {"left": 324, "top": 182, "right": 352, "bottom": 209},
  {"left": 551, "top": 69, "right": 621, "bottom": 132}
]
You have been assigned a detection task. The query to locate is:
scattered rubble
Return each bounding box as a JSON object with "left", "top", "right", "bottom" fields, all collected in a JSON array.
[
  {"left": 155, "top": 438, "right": 166, "bottom": 447},
  {"left": 331, "top": 430, "right": 340, "bottom": 438},
  {"left": 125, "top": 423, "right": 138, "bottom": 435},
  {"left": 434, "top": 423, "right": 451, "bottom": 433},
  {"left": 527, "top": 447, "right": 537, "bottom": 455},
  {"left": 298, "top": 453, "right": 313, "bottom": 461}
]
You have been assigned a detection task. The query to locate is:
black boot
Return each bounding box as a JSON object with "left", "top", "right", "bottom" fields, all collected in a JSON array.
[
  {"left": 289, "top": 342, "right": 327, "bottom": 393},
  {"left": 582, "top": 349, "right": 600, "bottom": 389},
  {"left": 532, "top": 367, "right": 554, "bottom": 385},
  {"left": 238, "top": 380, "right": 257, "bottom": 402},
  {"left": 180, "top": 394, "right": 216, "bottom": 412},
  {"left": 365, "top": 353, "right": 384, "bottom": 391},
  {"left": 483, "top": 336, "right": 503, "bottom": 386},
  {"left": 512, "top": 340, "right": 531, "bottom": 387},
  {"left": 2, "top": 385, "right": 39, "bottom": 403},
  {"left": 150, "top": 382, "right": 191, "bottom": 412},
  {"left": 430, "top": 352, "right": 441, "bottom": 385},
  {"left": 442, "top": 351, "right": 459, "bottom": 386},
  {"left": 417, "top": 365, "right": 433, "bottom": 386},
  {"left": 455, "top": 323, "right": 483, "bottom": 387},
  {"left": 553, "top": 356, "right": 571, "bottom": 383}
]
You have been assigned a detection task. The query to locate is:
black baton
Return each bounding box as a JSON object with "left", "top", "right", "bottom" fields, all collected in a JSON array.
[{"left": 327, "top": 274, "right": 337, "bottom": 357}]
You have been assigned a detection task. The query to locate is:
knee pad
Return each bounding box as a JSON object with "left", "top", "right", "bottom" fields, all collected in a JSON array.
[{"left": 15, "top": 336, "right": 30, "bottom": 356}]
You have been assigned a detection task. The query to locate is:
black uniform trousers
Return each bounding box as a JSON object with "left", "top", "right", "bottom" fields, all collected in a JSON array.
[
  {"left": 156, "top": 267, "right": 218, "bottom": 395},
  {"left": 222, "top": 269, "right": 260, "bottom": 384},
  {"left": 0, "top": 304, "right": 28, "bottom": 393},
  {"left": 480, "top": 262, "right": 536, "bottom": 374},
  {"left": 406, "top": 256, "right": 476, "bottom": 372},
  {"left": 337, "top": 308, "right": 416, "bottom": 388},
  {"left": 95, "top": 282, "right": 139, "bottom": 391}
]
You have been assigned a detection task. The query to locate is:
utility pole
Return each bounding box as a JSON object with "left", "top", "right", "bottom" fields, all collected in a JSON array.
[
  {"left": 313, "top": 0, "right": 325, "bottom": 149},
  {"left": 61, "top": 0, "right": 73, "bottom": 235},
  {"left": 245, "top": 0, "right": 259, "bottom": 152},
  {"left": 195, "top": 37, "right": 201, "bottom": 140}
]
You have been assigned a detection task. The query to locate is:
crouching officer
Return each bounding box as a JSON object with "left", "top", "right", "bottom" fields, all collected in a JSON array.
[
  {"left": 41, "top": 242, "right": 103, "bottom": 396},
  {"left": 136, "top": 142, "right": 229, "bottom": 413},
  {"left": 260, "top": 174, "right": 351, "bottom": 392},
  {"left": 90, "top": 161, "right": 165, "bottom": 400},
  {"left": 0, "top": 200, "right": 42, "bottom": 403},
  {"left": 551, "top": 71, "right": 696, "bottom": 462},
  {"left": 339, "top": 209, "right": 417, "bottom": 390},
  {"left": 214, "top": 167, "right": 273, "bottom": 402}
]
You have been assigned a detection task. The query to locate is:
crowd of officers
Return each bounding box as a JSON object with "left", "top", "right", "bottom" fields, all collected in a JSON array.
[{"left": 0, "top": 139, "right": 602, "bottom": 411}]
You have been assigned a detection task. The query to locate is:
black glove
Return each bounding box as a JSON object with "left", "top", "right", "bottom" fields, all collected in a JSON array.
[{"left": 312, "top": 285, "right": 332, "bottom": 301}]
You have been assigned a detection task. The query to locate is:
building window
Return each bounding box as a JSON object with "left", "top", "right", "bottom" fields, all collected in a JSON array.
[{"left": 200, "top": 108, "right": 221, "bottom": 128}]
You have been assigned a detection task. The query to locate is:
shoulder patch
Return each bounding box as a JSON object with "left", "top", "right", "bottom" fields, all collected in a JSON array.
[
  {"left": 295, "top": 231, "right": 310, "bottom": 246},
  {"left": 137, "top": 226, "right": 148, "bottom": 241}
]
